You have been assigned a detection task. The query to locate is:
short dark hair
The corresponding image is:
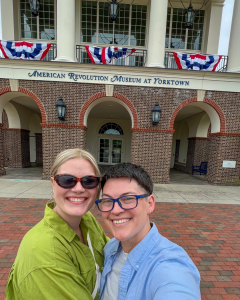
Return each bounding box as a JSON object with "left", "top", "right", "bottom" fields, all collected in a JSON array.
[{"left": 101, "top": 163, "right": 153, "bottom": 195}]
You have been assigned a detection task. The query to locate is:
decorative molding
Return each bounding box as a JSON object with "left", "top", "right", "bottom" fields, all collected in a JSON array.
[
  {"left": 106, "top": 84, "right": 114, "bottom": 96},
  {"left": 40, "top": 123, "right": 87, "bottom": 130},
  {"left": 9, "top": 79, "right": 19, "bottom": 92},
  {"left": 18, "top": 87, "right": 47, "bottom": 124},
  {"left": 79, "top": 92, "right": 138, "bottom": 129},
  {"left": 197, "top": 90, "right": 205, "bottom": 102},
  {"left": 209, "top": 132, "right": 240, "bottom": 137},
  {"left": 131, "top": 128, "right": 174, "bottom": 133}
]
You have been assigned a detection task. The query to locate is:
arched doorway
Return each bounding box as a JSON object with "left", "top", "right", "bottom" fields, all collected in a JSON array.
[
  {"left": 170, "top": 101, "right": 222, "bottom": 182},
  {"left": 0, "top": 91, "right": 44, "bottom": 178},
  {"left": 85, "top": 97, "right": 132, "bottom": 172}
]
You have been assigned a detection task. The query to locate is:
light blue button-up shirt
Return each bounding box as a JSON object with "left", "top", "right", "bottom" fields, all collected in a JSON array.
[{"left": 99, "top": 223, "right": 201, "bottom": 300}]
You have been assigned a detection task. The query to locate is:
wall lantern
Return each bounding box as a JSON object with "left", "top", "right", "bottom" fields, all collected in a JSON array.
[
  {"left": 28, "top": 0, "right": 40, "bottom": 17},
  {"left": 184, "top": 3, "right": 195, "bottom": 29},
  {"left": 109, "top": 0, "right": 119, "bottom": 22},
  {"left": 151, "top": 103, "right": 161, "bottom": 125},
  {"left": 56, "top": 97, "right": 66, "bottom": 121}
]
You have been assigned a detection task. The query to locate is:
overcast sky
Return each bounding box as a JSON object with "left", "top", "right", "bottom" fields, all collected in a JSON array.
[{"left": 218, "top": 0, "right": 235, "bottom": 55}]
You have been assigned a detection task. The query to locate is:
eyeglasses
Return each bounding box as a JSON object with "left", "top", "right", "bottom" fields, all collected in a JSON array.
[
  {"left": 95, "top": 194, "right": 149, "bottom": 212},
  {"left": 54, "top": 174, "right": 100, "bottom": 189}
]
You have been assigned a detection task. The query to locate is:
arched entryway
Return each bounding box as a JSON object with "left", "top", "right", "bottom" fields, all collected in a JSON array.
[
  {"left": 84, "top": 96, "right": 133, "bottom": 172},
  {"left": 0, "top": 89, "right": 45, "bottom": 178},
  {"left": 170, "top": 99, "right": 225, "bottom": 184}
]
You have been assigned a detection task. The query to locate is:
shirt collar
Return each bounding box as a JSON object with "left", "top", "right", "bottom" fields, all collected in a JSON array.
[
  {"left": 128, "top": 223, "right": 160, "bottom": 270},
  {"left": 44, "top": 202, "right": 79, "bottom": 243},
  {"left": 109, "top": 223, "right": 160, "bottom": 270}
]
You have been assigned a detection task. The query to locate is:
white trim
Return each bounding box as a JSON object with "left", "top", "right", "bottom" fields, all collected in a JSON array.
[{"left": 84, "top": 97, "right": 134, "bottom": 129}]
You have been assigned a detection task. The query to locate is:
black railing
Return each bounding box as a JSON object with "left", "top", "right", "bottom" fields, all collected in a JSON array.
[
  {"left": 42, "top": 43, "right": 57, "bottom": 61},
  {"left": 76, "top": 45, "right": 147, "bottom": 67},
  {"left": 164, "top": 51, "right": 228, "bottom": 72}
]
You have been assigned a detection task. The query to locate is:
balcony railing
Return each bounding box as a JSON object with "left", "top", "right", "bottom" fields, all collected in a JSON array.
[
  {"left": 164, "top": 51, "right": 228, "bottom": 72},
  {"left": 76, "top": 45, "right": 147, "bottom": 67},
  {"left": 0, "top": 43, "right": 229, "bottom": 73},
  {"left": 42, "top": 43, "right": 57, "bottom": 61}
]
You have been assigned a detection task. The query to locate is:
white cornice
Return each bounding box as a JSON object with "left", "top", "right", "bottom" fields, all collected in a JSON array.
[{"left": 0, "top": 59, "right": 239, "bottom": 93}]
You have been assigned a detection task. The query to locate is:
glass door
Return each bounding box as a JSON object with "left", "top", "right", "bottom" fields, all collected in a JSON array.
[
  {"left": 111, "top": 139, "right": 122, "bottom": 164},
  {"left": 99, "top": 138, "right": 123, "bottom": 164},
  {"left": 99, "top": 138, "right": 110, "bottom": 164}
]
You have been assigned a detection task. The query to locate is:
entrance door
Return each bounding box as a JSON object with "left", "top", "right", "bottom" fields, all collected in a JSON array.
[{"left": 99, "top": 138, "right": 123, "bottom": 164}]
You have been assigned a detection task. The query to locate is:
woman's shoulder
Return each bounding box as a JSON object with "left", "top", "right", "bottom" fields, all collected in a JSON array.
[{"left": 17, "top": 219, "right": 57, "bottom": 261}]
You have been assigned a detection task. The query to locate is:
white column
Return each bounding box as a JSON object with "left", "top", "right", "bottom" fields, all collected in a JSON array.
[
  {"left": 227, "top": 0, "right": 240, "bottom": 72},
  {"left": 55, "top": 0, "right": 76, "bottom": 62},
  {"left": 146, "top": 0, "right": 168, "bottom": 68},
  {"left": 205, "top": 3, "right": 223, "bottom": 55},
  {"left": 0, "top": 0, "right": 14, "bottom": 40}
]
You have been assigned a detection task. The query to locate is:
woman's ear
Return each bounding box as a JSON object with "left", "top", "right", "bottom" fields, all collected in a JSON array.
[{"left": 147, "top": 194, "right": 155, "bottom": 215}]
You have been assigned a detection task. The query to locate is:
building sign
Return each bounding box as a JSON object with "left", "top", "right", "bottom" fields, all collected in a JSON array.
[
  {"left": 222, "top": 161, "right": 236, "bottom": 168},
  {"left": 28, "top": 70, "right": 190, "bottom": 87}
]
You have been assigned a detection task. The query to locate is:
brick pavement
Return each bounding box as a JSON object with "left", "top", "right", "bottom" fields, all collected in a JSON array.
[{"left": 0, "top": 198, "right": 240, "bottom": 300}]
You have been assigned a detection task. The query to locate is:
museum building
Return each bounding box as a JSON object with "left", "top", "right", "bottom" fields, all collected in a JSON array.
[{"left": 0, "top": 0, "right": 239, "bottom": 185}]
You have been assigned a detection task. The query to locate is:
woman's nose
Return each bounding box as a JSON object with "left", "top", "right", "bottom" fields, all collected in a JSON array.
[
  {"left": 71, "top": 181, "right": 85, "bottom": 192},
  {"left": 111, "top": 200, "right": 125, "bottom": 214}
]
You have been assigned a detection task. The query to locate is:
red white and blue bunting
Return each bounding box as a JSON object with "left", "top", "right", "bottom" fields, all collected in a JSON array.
[
  {"left": 85, "top": 46, "right": 136, "bottom": 65},
  {"left": 173, "top": 52, "right": 222, "bottom": 71},
  {"left": 0, "top": 40, "right": 52, "bottom": 60}
]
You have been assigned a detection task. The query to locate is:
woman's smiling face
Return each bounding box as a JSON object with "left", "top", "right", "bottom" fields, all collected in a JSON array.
[
  {"left": 51, "top": 157, "right": 99, "bottom": 223},
  {"left": 101, "top": 177, "right": 155, "bottom": 253}
]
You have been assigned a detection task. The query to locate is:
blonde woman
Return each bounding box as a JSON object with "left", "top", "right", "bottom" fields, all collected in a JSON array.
[{"left": 5, "top": 149, "right": 109, "bottom": 300}]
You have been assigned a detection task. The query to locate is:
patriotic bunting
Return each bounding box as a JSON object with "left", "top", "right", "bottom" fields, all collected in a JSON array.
[
  {"left": 0, "top": 40, "right": 52, "bottom": 60},
  {"left": 85, "top": 46, "right": 136, "bottom": 65},
  {"left": 173, "top": 52, "right": 222, "bottom": 71}
]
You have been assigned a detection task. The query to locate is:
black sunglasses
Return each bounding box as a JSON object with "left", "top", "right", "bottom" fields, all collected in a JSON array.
[{"left": 54, "top": 174, "right": 100, "bottom": 189}]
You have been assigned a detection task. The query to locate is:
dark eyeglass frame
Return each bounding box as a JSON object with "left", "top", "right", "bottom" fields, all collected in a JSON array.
[
  {"left": 95, "top": 194, "right": 149, "bottom": 212},
  {"left": 54, "top": 174, "right": 100, "bottom": 189}
]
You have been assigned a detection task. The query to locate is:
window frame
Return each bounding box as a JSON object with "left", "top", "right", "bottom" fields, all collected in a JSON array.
[
  {"left": 165, "top": 5, "right": 206, "bottom": 53},
  {"left": 80, "top": 0, "right": 149, "bottom": 49},
  {"left": 18, "top": 0, "right": 57, "bottom": 42}
]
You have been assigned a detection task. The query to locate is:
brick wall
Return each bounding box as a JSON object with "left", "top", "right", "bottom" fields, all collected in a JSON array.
[
  {"left": 131, "top": 130, "right": 173, "bottom": 183},
  {"left": 35, "top": 133, "right": 43, "bottom": 164},
  {"left": 0, "top": 79, "right": 239, "bottom": 185},
  {"left": 42, "top": 126, "right": 87, "bottom": 179},
  {"left": 2, "top": 110, "right": 9, "bottom": 129},
  {"left": 205, "top": 91, "right": 240, "bottom": 133},
  {"left": 206, "top": 134, "right": 240, "bottom": 185},
  {"left": 21, "top": 130, "right": 31, "bottom": 167},
  {"left": 3, "top": 129, "right": 22, "bottom": 168},
  {"left": 186, "top": 138, "right": 209, "bottom": 174},
  {"left": 0, "top": 124, "right": 6, "bottom": 175}
]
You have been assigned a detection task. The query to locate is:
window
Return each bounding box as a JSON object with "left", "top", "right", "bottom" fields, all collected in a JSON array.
[
  {"left": 20, "top": 0, "right": 56, "bottom": 40},
  {"left": 81, "top": 1, "right": 147, "bottom": 47},
  {"left": 165, "top": 7, "right": 204, "bottom": 50},
  {"left": 99, "top": 123, "right": 124, "bottom": 135}
]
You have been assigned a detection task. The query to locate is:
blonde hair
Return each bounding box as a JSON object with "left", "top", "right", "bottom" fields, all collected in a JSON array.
[
  {"left": 50, "top": 149, "right": 101, "bottom": 198},
  {"left": 50, "top": 148, "right": 100, "bottom": 178}
]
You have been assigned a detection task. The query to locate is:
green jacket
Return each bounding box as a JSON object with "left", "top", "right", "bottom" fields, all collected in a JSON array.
[{"left": 5, "top": 202, "right": 109, "bottom": 300}]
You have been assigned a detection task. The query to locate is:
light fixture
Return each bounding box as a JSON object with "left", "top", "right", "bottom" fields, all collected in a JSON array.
[
  {"left": 28, "top": 0, "right": 40, "bottom": 17},
  {"left": 184, "top": 3, "right": 195, "bottom": 29},
  {"left": 109, "top": 0, "right": 119, "bottom": 22},
  {"left": 56, "top": 97, "right": 66, "bottom": 121},
  {"left": 151, "top": 103, "right": 161, "bottom": 125}
]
